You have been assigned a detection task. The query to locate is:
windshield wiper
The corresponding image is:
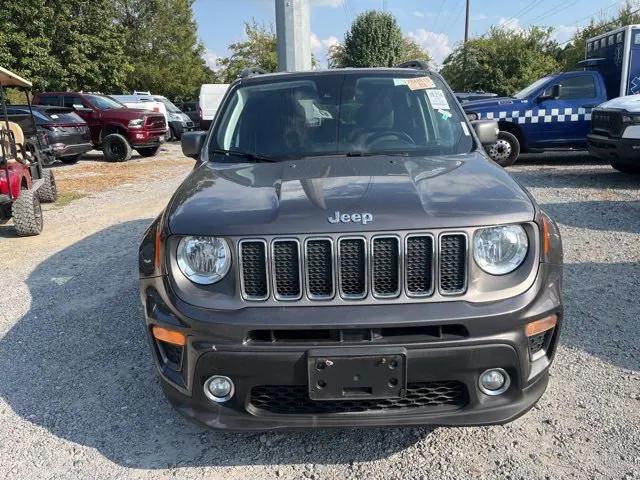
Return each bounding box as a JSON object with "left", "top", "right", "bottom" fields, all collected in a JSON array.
[
  {"left": 346, "top": 151, "right": 409, "bottom": 157},
  {"left": 211, "top": 149, "right": 278, "bottom": 163}
]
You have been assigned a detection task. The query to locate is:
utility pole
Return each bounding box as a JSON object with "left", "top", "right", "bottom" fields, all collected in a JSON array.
[
  {"left": 464, "top": 0, "right": 470, "bottom": 43},
  {"left": 275, "top": 0, "right": 312, "bottom": 72}
]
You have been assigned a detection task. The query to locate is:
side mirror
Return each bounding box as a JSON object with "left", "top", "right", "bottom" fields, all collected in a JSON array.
[
  {"left": 471, "top": 120, "right": 499, "bottom": 146},
  {"left": 538, "top": 84, "right": 562, "bottom": 102},
  {"left": 181, "top": 131, "right": 206, "bottom": 159}
]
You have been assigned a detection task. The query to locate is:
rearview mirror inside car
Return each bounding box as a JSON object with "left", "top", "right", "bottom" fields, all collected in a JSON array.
[
  {"left": 471, "top": 120, "right": 499, "bottom": 146},
  {"left": 181, "top": 131, "right": 206, "bottom": 159}
]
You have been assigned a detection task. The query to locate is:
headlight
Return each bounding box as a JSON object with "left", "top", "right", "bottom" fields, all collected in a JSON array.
[
  {"left": 128, "top": 118, "right": 144, "bottom": 129},
  {"left": 466, "top": 112, "right": 478, "bottom": 121},
  {"left": 622, "top": 114, "right": 640, "bottom": 123},
  {"left": 169, "top": 113, "right": 182, "bottom": 121},
  {"left": 177, "top": 236, "right": 231, "bottom": 284},
  {"left": 473, "top": 225, "right": 528, "bottom": 275}
]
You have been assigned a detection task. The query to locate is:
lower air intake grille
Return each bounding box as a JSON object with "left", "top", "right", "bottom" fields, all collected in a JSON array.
[
  {"left": 339, "top": 238, "right": 366, "bottom": 298},
  {"left": 239, "top": 241, "right": 268, "bottom": 300},
  {"left": 249, "top": 381, "right": 467, "bottom": 415},
  {"left": 272, "top": 240, "right": 301, "bottom": 299},
  {"left": 439, "top": 234, "right": 467, "bottom": 293},
  {"left": 529, "top": 329, "right": 552, "bottom": 356}
]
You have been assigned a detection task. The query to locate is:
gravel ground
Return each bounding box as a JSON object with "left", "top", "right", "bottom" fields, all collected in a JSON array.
[{"left": 0, "top": 145, "right": 638, "bottom": 480}]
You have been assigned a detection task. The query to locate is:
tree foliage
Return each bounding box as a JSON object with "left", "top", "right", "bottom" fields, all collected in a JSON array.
[
  {"left": 216, "top": 21, "right": 278, "bottom": 83},
  {"left": 559, "top": 1, "right": 640, "bottom": 71},
  {"left": 440, "top": 26, "right": 561, "bottom": 95}
]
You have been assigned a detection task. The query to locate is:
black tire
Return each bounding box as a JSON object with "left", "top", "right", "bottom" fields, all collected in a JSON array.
[
  {"left": 102, "top": 133, "right": 133, "bottom": 162},
  {"left": 60, "top": 154, "right": 80, "bottom": 164},
  {"left": 169, "top": 126, "right": 178, "bottom": 141},
  {"left": 486, "top": 131, "right": 521, "bottom": 167},
  {"left": 610, "top": 161, "right": 640, "bottom": 174},
  {"left": 12, "top": 189, "right": 43, "bottom": 236},
  {"left": 136, "top": 146, "right": 160, "bottom": 157},
  {"left": 37, "top": 169, "right": 58, "bottom": 203}
]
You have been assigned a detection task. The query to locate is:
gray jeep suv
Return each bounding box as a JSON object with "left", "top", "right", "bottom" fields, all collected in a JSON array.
[{"left": 138, "top": 63, "right": 563, "bottom": 431}]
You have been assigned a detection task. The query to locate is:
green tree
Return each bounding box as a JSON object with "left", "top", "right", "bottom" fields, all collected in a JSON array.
[
  {"left": 441, "top": 26, "right": 561, "bottom": 95},
  {"left": 559, "top": 1, "right": 640, "bottom": 71},
  {"left": 327, "top": 12, "right": 430, "bottom": 68},
  {"left": 216, "top": 20, "right": 279, "bottom": 83},
  {"left": 114, "top": 0, "right": 214, "bottom": 100}
]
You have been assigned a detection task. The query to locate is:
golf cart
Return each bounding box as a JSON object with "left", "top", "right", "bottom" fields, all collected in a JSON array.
[{"left": 0, "top": 67, "right": 57, "bottom": 236}]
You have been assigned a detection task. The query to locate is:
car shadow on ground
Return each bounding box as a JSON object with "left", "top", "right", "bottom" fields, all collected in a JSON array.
[{"left": 0, "top": 219, "right": 428, "bottom": 469}]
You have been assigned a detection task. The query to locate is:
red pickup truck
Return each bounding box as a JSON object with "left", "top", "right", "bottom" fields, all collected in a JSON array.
[{"left": 32, "top": 92, "right": 166, "bottom": 162}]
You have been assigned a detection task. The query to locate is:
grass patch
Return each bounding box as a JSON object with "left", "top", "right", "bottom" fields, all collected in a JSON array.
[{"left": 54, "top": 190, "right": 86, "bottom": 207}]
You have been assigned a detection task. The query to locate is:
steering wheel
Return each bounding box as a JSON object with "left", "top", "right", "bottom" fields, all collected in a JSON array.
[{"left": 361, "top": 130, "right": 416, "bottom": 149}]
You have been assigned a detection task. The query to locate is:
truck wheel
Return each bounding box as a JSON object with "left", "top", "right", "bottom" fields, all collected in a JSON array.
[
  {"left": 60, "top": 154, "right": 80, "bottom": 165},
  {"left": 103, "top": 133, "right": 133, "bottom": 162},
  {"left": 136, "top": 146, "right": 160, "bottom": 157},
  {"left": 37, "top": 169, "right": 58, "bottom": 203},
  {"left": 12, "top": 189, "right": 43, "bottom": 236},
  {"left": 610, "top": 161, "right": 640, "bottom": 174},
  {"left": 486, "top": 131, "right": 520, "bottom": 167}
]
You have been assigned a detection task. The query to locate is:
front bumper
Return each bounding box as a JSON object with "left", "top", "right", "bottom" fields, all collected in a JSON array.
[
  {"left": 587, "top": 133, "right": 640, "bottom": 164},
  {"left": 129, "top": 129, "right": 166, "bottom": 148},
  {"left": 140, "top": 263, "right": 562, "bottom": 431},
  {"left": 169, "top": 120, "right": 195, "bottom": 138}
]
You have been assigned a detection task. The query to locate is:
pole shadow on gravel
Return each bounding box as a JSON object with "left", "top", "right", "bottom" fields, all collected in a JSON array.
[{"left": 0, "top": 220, "right": 427, "bottom": 469}]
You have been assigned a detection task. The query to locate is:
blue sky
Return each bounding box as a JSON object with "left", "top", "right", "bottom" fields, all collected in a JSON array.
[{"left": 194, "top": 0, "right": 629, "bottom": 68}]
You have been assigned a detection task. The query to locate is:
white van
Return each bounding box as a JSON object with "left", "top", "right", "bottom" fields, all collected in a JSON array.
[{"left": 198, "top": 84, "right": 229, "bottom": 129}]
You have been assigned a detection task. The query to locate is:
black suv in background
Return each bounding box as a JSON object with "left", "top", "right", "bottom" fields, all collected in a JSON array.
[
  {"left": 139, "top": 64, "right": 563, "bottom": 431},
  {"left": 7, "top": 106, "right": 92, "bottom": 164}
]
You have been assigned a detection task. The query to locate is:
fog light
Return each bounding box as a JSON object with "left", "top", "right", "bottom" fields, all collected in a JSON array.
[
  {"left": 204, "top": 375, "right": 234, "bottom": 403},
  {"left": 479, "top": 368, "right": 510, "bottom": 396}
]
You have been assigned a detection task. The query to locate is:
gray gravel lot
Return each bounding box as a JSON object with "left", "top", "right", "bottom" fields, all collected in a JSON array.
[{"left": 0, "top": 145, "right": 638, "bottom": 479}]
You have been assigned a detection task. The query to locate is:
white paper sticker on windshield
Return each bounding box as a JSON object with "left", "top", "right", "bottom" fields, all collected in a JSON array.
[
  {"left": 393, "top": 78, "right": 407, "bottom": 86},
  {"left": 405, "top": 76, "right": 435, "bottom": 90},
  {"left": 438, "top": 109, "right": 452, "bottom": 120},
  {"left": 426, "top": 89, "right": 449, "bottom": 110},
  {"left": 461, "top": 122, "right": 470, "bottom": 136}
]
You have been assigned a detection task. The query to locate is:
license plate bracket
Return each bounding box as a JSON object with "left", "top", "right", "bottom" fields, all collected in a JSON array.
[{"left": 307, "top": 348, "right": 407, "bottom": 401}]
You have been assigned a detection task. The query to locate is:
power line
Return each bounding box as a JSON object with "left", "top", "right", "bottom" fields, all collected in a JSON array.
[
  {"left": 501, "top": 0, "right": 548, "bottom": 27},
  {"left": 432, "top": 0, "right": 449, "bottom": 32},
  {"left": 558, "top": 4, "right": 640, "bottom": 46}
]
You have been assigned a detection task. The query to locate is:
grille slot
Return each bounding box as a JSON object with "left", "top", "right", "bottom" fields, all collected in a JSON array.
[
  {"left": 371, "top": 236, "right": 400, "bottom": 298},
  {"left": 249, "top": 381, "right": 467, "bottom": 415},
  {"left": 405, "top": 235, "right": 434, "bottom": 296},
  {"left": 439, "top": 234, "right": 467, "bottom": 294},
  {"left": 239, "top": 240, "right": 269, "bottom": 300},
  {"left": 272, "top": 240, "right": 302, "bottom": 300},
  {"left": 305, "top": 239, "right": 334, "bottom": 299},
  {"left": 338, "top": 238, "right": 367, "bottom": 299}
]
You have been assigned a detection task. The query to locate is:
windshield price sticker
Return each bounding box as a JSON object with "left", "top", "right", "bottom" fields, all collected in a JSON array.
[
  {"left": 405, "top": 76, "right": 435, "bottom": 90},
  {"left": 393, "top": 78, "right": 407, "bottom": 86},
  {"left": 461, "top": 122, "right": 470, "bottom": 136},
  {"left": 426, "top": 89, "right": 450, "bottom": 110},
  {"left": 438, "top": 109, "right": 452, "bottom": 120}
]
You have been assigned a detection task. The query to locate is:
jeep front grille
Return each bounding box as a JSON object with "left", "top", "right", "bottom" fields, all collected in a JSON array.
[{"left": 238, "top": 232, "right": 468, "bottom": 302}]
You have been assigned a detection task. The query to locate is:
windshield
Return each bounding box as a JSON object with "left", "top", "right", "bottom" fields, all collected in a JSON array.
[
  {"left": 211, "top": 73, "right": 473, "bottom": 159},
  {"left": 85, "top": 95, "right": 124, "bottom": 110},
  {"left": 154, "top": 96, "right": 181, "bottom": 113},
  {"left": 513, "top": 75, "right": 556, "bottom": 99}
]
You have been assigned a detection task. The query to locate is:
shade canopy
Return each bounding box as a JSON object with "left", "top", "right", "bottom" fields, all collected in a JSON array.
[{"left": 0, "top": 66, "right": 32, "bottom": 88}]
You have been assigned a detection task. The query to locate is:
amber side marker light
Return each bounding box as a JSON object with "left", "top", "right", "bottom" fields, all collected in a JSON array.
[
  {"left": 542, "top": 215, "right": 551, "bottom": 257},
  {"left": 154, "top": 228, "right": 162, "bottom": 269},
  {"left": 525, "top": 314, "right": 558, "bottom": 337},
  {"left": 152, "top": 326, "right": 186, "bottom": 346}
]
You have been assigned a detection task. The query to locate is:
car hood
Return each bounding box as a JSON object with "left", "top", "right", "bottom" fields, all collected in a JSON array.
[
  {"left": 597, "top": 94, "right": 640, "bottom": 111},
  {"left": 462, "top": 96, "right": 525, "bottom": 111},
  {"left": 167, "top": 152, "right": 535, "bottom": 236},
  {"left": 100, "top": 108, "right": 150, "bottom": 120}
]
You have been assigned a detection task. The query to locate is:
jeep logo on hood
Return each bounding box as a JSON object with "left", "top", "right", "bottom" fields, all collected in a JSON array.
[{"left": 328, "top": 211, "right": 373, "bottom": 225}]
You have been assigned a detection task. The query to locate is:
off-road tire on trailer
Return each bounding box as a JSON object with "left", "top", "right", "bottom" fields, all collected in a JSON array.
[
  {"left": 103, "top": 133, "right": 132, "bottom": 162},
  {"left": 610, "top": 161, "right": 640, "bottom": 174},
  {"left": 486, "top": 131, "right": 520, "bottom": 167},
  {"left": 12, "top": 189, "right": 43, "bottom": 236},
  {"left": 37, "top": 169, "right": 58, "bottom": 203},
  {"left": 60, "top": 154, "right": 80, "bottom": 164},
  {"left": 136, "top": 146, "right": 160, "bottom": 157}
]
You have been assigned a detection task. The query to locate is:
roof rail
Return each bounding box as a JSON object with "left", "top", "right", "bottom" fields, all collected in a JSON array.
[
  {"left": 395, "top": 60, "right": 430, "bottom": 71},
  {"left": 239, "top": 67, "right": 267, "bottom": 79}
]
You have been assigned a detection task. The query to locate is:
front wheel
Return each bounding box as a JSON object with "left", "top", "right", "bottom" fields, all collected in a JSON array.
[
  {"left": 37, "top": 169, "right": 58, "bottom": 203},
  {"left": 136, "top": 146, "right": 160, "bottom": 157},
  {"left": 103, "top": 133, "right": 133, "bottom": 162},
  {"left": 610, "top": 161, "right": 640, "bottom": 174},
  {"left": 12, "top": 189, "right": 44, "bottom": 236},
  {"left": 486, "top": 131, "right": 520, "bottom": 167}
]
